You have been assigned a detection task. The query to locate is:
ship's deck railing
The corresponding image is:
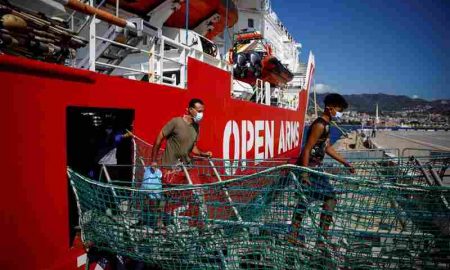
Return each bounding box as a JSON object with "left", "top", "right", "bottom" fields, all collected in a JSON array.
[
  {"left": 402, "top": 148, "right": 450, "bottom": 159},
  {"left": 67, "top": 2, "right": 305, "bottom": 111},
  {"left": 66, "top": 0, "right": 94, "bottom": 34},
  {"left": 130, "top": 131, "right": 294, "bottom": 178},
  {"left": 67, "top": 2, "right": 298, "bottom": 111},
  {"left": 131, "top": 131, "right": 449, "bottom": 186},
  {"left": 188, "top": 49, "right": 232, "bottom": 72},
  {"left": 76, "top": 3, "right": 232, "bottom": 89},
  {"left": 94, "top": 34, "right": 188, "bottom": 87}
]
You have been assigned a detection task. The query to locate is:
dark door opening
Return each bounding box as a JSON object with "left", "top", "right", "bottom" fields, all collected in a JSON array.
[{"left": 66, "top": 106, "right": 134, "bottom": 247}]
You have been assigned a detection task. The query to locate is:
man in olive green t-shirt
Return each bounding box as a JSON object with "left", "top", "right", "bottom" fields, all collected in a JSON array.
[{"left": 151, "top": 98, "right": 212, "bottom": 168}]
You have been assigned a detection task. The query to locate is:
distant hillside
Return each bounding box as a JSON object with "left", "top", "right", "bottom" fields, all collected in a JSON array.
[{"left": 309, "top": 93, "right": 450, "bottom": 114}]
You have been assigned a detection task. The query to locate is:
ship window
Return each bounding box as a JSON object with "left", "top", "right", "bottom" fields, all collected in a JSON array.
[
  {"left": 248, "top": 18, "right": 254, "bottom": 28},
  {"left": 66, "top": 107, "right": 134, "bottom": 247}
]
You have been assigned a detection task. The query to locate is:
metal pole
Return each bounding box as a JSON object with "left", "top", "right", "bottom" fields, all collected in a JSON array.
[
  {"left": 208, "top": 159, "right": 243, "bottom": 222},
  {"left": 185, "top": 0, "right": 189, "bottom": 45},
  {"left": 88, "top": 0, "right": 96, "bottom": 71},
  {"left": 428, "top": 164, "right": 450, "bottom": 208},
  {"left": 184, "top": 0, "right": 189, "bottom": 87},
  {"left": 180, "top": 163, "right": 208, "bottom": 219},
  {"left": 265, "top": 81, "right": 270, "bottom": 105},
  {"left": 413, "top": 157, "right": 434, "bottom": 186},
  {"left": 313, "top": 78, "right": 318, "bottom": 118},
  {"left": 102, "top": 165, "right": 119, "bottom": 204},
  {"left": 181, "top": 163, "right": 193, "bottom": 185},
  {"left": 115, "top": 0, "right": 119, "bottom": 17},
  {"left": 428, "top": 164, "right": 444, "bottom": 186},
  {"left": 224, "top": 0, "right": 229, "bottom": 53}
]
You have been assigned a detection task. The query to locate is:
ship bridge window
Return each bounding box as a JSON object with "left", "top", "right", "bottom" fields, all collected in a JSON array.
[
  {"left": 248, "top": 18, "right": 254, "bottom": 28},
  {"left": 66, "top": 107, "right": 134, "bottom": 247}
]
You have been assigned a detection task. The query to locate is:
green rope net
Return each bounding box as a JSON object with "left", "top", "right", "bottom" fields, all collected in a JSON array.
[{"left": 68, "top": 151, "right": 450, "bottom": 269}]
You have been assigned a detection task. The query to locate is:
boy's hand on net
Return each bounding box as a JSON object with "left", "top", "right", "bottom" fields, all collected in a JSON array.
[
  {"left": 202, "top": 151, "right": 213, "bottom": 158},
  {"left": 301, "top": 172, "right": 311, "bottom": 186},
  {"left": 344, "top": 162, "right": 355, "bottom": 174},
  {"left": 123, "top": 131, "right": 133, "bottom": 138}
]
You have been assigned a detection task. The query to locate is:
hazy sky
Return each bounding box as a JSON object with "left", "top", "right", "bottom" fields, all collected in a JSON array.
[{"left": 272, "top": 0, "right": 449, "bottom": 100}]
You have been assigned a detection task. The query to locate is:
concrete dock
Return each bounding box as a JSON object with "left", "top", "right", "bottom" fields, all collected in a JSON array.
[
  {"left": 334, "top": 129, "right": 450, "bottom": 186},
  {"left": 371, "top": 130, "right": 450, "bottom": 153}
]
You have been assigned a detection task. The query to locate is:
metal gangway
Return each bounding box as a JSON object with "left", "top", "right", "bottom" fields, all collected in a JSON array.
[{"left": 67, "top": 134, "right": 450, "bottom": 269}]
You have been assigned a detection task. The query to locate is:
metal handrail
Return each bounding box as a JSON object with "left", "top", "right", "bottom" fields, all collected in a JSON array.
[
  {"left": 77, "top": 0, "right": 231, "bottom": 89},
  {"left": 93, "top": 34, "right": 230, "bottom": 82},
  {"left": 188, "top": 49, "right": 232, "bottom": 71},
  {"left": 207, "top": 158, "right": 244, "bottom": 222},
  {"left": 401, "top": 147, "right": 450, "bottom": 158},
  {"left": 161, "top": 36, "right": 190, "bottom": 51},
  {"left": 96, "top": 61, "right": 146, "bottom": 74},
  {"left": 67, "top": 0, "right": 108, "bottom": 34},
  {"left": 93, "top": 35, "right": 186, "bottom": 85},
  {"left": 96, "top": 35, "right": 188, "bottom": 66},
  {"left": 95, "top": 36, "right": 150, "bottom": 53}
]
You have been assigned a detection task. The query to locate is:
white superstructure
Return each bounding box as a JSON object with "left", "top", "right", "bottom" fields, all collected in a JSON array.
[
  {"left": 215, "top": 0, "right": 310, "bottom": 108},
  {"left": 16, "top": 0, "right": 312, "bottom": 110}
]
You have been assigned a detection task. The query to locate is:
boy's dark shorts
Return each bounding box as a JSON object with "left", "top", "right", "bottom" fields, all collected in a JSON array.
[
  {"left": 307, "top": 173, "right": 336, "bottom": 201},
  {"left": 297, "top": 170, "right": 336, "bottom": 211}
]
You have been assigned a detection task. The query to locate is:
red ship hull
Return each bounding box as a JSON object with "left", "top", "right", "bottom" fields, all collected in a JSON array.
[{"left": 0, "top": 54, "right": 312, "bottom": 269}]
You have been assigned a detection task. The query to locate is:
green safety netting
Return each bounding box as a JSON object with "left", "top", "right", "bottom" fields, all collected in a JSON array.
[{"left": 68, "top": 151, "right": 450, "bottom": 269}]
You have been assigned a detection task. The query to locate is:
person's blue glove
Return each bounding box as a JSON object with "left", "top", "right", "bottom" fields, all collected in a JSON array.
[{"left": 114, "top": 134, "right": 123, "bottom": 144}]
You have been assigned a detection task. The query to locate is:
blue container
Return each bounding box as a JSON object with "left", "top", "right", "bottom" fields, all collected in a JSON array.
[{"left": 141, "top": 167, "right": 163, "bottom": 199}]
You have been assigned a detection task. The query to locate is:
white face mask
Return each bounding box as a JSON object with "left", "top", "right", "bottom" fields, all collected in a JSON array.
[
  {"left": 193, "top": 111, "right": 203, "bottom": 123},
  {"left": 333, "top": 111, "right": 343, "bottom": 120}
]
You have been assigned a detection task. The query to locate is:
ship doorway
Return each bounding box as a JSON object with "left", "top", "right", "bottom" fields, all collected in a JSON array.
[{"left": 66, "top": 107, "right": 134, "bottom": 247}]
